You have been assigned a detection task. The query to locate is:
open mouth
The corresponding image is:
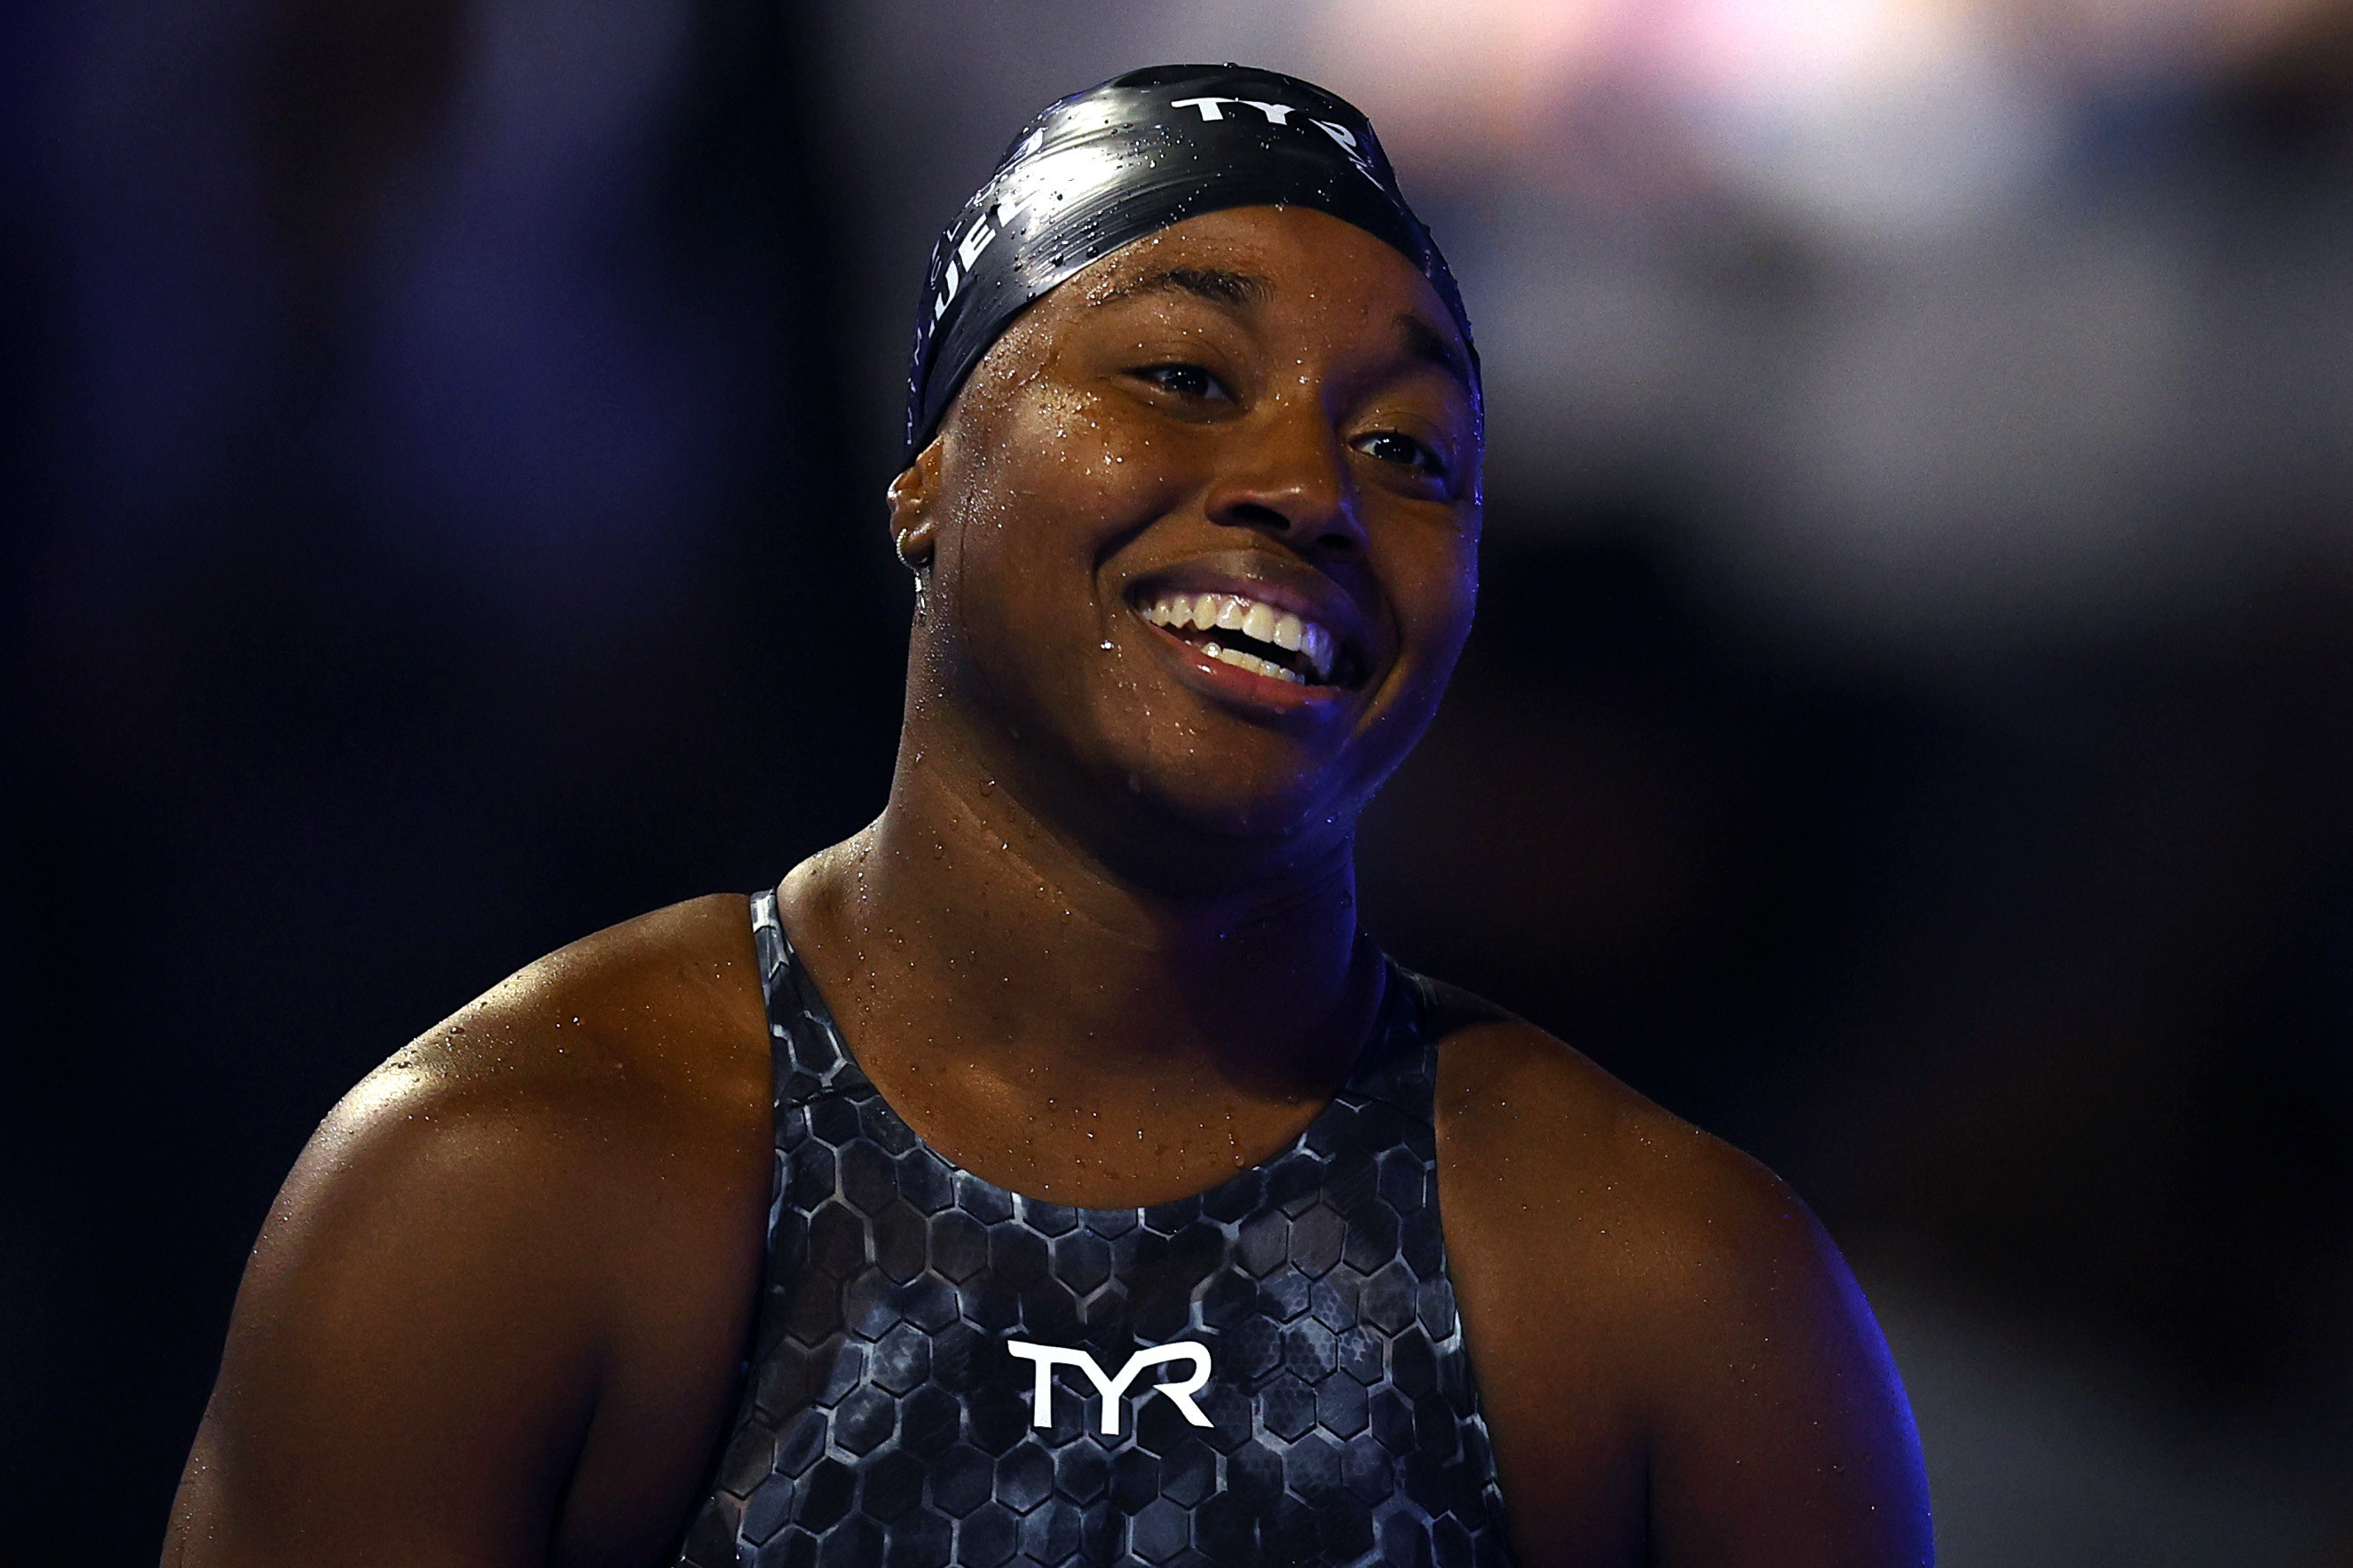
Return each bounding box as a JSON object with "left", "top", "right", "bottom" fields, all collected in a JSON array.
[{"left": 1134, "top": 589, "right": 1354, "bottom": 688}]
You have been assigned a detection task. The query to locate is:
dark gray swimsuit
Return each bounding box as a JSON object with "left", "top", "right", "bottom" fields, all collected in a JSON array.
[{"left": 673, "top": 889, "right": 1511, "bottom": 1568}]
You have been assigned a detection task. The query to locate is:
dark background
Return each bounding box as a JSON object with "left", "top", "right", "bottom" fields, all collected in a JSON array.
[{"left": 4, "top": 1, "right": 2350, "bottom": 1562}]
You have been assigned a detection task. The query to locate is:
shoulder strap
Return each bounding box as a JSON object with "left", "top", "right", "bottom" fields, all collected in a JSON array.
[
  {"left": 750, "top": 886, "right": 871, "bottom": 1112},
  {"left": 1336, "top": 957, "right": 1443, "bottom": 1124}
]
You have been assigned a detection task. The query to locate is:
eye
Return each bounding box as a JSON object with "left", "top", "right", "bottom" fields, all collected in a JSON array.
[
  {"left": 1132, "top": 363, "right": 1231, "bottom": 402},
  {"left": 1353, "top": 429, "right": 1448, "bottom": 479}
]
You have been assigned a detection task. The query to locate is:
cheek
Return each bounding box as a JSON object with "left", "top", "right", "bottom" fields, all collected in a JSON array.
[
  {"left": 1391, "top": 529, "right": 1480, "bottom": 671},
  {"left": 984, "top": 390, "right": 1193, "bottom": 545},
  {"left": 936, "top": 398, "right": 1190, "bottom": 678}
]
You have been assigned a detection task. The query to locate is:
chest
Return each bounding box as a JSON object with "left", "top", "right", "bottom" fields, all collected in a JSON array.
[{"left": 675, "top": 1079, "right": 1511, "bottom": 1567}]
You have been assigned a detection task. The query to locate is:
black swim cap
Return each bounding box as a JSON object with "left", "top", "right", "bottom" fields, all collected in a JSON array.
[{"left": 903, "top": 64, "right": 1476, "bottom": 462}]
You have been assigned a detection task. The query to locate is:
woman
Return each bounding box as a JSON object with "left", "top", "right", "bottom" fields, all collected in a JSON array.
[{"left": 168, "top": 66, "right": 1931, "bottom": 1568}]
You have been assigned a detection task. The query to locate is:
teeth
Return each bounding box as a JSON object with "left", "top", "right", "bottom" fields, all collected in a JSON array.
[
  {"left": 1141, "top": 589, "right": 1341, "bottom": 684},
  {"left": 1202, "top": 641, "right": 1305, "bottom": 684}
]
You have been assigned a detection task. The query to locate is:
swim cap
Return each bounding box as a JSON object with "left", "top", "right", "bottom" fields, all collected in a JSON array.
[{"left": 903, "top": 64, "right": 1476, "bottom": 462}]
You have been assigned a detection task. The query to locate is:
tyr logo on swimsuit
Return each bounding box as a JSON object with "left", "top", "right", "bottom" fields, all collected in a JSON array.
[{"left": 1007, "top": 1340, "right": 1214, "bottom": 1435}]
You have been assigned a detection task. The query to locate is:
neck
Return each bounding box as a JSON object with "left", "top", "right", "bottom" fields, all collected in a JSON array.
[{"left": 778, "top": 713, "right": 1383, "bottom": 1202}]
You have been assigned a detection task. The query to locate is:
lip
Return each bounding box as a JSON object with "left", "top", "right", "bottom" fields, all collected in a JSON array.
[
  {"left": 1123, "top": 550, "right": 1384, "bottom": 718},
  {"left": 1141, "top": 618, "right": 1349, "bottom": 715}
]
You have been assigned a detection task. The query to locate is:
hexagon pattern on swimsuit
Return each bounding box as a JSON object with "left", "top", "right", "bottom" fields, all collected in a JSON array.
[{"left": 672, "top": 890, "right": 1512, "bottom": 1568}]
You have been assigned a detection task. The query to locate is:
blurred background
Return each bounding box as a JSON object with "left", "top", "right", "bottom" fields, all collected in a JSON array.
[{"left": 4, "top": 0, "right": 2350, "bottom": 1560}]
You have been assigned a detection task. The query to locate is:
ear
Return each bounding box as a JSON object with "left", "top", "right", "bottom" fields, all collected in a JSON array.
[{"left": 886, "top": 437, "right": 944, "bottom": 570}]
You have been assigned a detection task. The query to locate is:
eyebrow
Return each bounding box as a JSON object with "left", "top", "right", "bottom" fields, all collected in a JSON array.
[
  {"left": 1090, "top": 265, "right": 1477, "bottom": 398},
  {"left": 1090, "top": 266, "right": 1272, "bottom": 311},
  {"left": 1398, "top": 311, "right": 1475, "bottom": 398}
]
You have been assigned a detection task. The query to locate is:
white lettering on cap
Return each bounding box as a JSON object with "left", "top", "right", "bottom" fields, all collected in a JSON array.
[
  {"left": 956, "top": 220, "right": 996, "bottom": 271},
  {"left": 1173, "top": 95, "right": 1306, "bottom": 128}
]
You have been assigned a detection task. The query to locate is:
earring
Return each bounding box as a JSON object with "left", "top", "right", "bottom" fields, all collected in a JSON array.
[{"left": 896, "top": 530, "right": 929, "bottom": 614}]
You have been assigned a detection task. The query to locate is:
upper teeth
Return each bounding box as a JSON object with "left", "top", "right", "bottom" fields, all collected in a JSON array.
[{"left": 1141, "top": 592, "right": 1338, "bottom": 682}]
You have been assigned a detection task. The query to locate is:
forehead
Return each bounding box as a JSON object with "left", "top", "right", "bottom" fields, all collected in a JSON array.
[{"left": 1054, "top": 206, "right": 1460, "bottom": 342}]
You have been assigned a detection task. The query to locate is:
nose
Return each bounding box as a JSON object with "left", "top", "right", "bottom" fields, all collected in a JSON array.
[{"left": 1202, "top": 403, "right": 1367, "bottom": 561}]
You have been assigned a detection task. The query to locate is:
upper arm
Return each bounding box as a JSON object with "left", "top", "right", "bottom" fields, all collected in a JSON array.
[
  {"left": 1638, "top": 1177, "right": 1931, "bottom": 1568},
  {"left": 166, "top": 894, "right": 775, "bottom": 1568},
  {"left": 1437, "top": 1018, "right": 1931, "bottom": 1568},
  {"left": 168, "top": 1072, "right": 614, "bottom": 1568}
]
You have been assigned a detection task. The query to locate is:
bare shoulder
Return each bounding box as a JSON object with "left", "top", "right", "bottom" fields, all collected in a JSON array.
[
  {"left": 373, "top": 891, "right": 770, "bottom": 1135},
  {"left": 1429, "top": 985, "right": 1811, "bottom": 1310},
  {"left": 1428, "top": 989, "right": 1824, "bottom": 1410},
  {"left": 1426, "top": 985, "right": 1931, "bottom": 1568},
  {"left": 170, "top": 894, "right": 775, "bottom": 1568},
  {"left": 272, "top": 891, "right": 776, "bottom": 1274}
]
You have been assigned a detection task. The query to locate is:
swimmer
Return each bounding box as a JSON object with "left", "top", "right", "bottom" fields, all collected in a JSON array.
[{"left": 166, "top": 66, "right": 1932, "bottom": 1568}]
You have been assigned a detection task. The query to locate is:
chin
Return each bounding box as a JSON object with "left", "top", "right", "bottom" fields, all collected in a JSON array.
[{"left": 1107, "top": 750, "right": 1364, "bottom": 850}]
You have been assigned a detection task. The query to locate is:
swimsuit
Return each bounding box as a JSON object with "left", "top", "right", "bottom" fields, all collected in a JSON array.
[{"left": 672, "top": 889, "right": 1512, "bottom": 1567}]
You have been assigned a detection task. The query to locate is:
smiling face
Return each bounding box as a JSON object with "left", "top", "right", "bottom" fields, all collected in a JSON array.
[{"left": 892, "top": 205, "right": 1481, "bottom": 862}]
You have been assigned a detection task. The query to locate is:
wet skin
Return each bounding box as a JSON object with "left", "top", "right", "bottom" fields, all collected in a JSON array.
[{"left": 168, "top": 208, "right": 1931, "bottom": 1567}]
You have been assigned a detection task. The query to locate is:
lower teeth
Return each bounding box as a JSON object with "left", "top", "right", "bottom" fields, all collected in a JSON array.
[{"left": 1202, "top": 641, "right": 1304, "bottom": 685}]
